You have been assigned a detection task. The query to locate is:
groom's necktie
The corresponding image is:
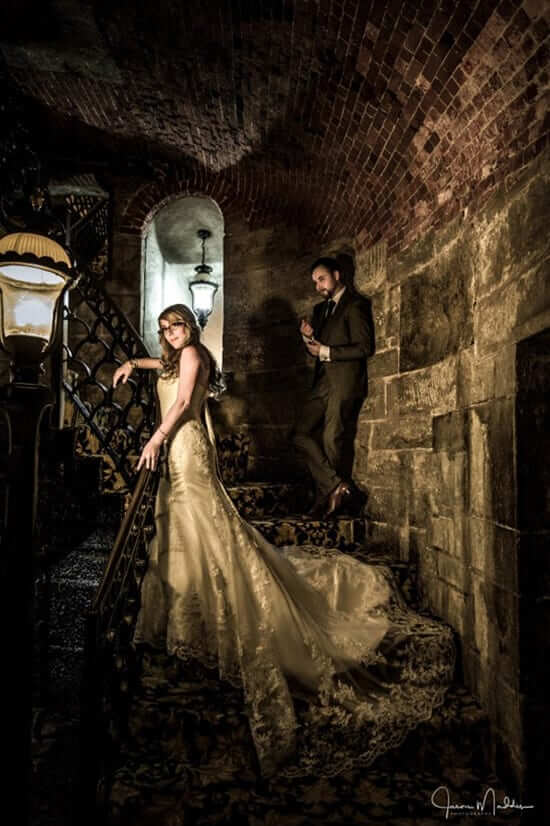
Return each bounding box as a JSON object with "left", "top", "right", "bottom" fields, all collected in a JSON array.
[
  {"left": 317, "top": 298, "right": 336, "bottom": 342},
  {"left": 324, "top": 299, "right": 336, "bottom": 321}
]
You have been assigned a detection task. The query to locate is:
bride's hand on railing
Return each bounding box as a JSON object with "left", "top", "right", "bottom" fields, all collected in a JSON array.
[
  {"left": 113, "top": 361, "right": 134, "bottom": 388},
  {"left": 137, "top": 431, "right": 164, "bottom": 472}
]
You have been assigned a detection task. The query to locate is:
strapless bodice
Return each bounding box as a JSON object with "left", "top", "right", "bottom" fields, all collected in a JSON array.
[{"left": 156, "top": 374, "right": 209, "bottom": 422}]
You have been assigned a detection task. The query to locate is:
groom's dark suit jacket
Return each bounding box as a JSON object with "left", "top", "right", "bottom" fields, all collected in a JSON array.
[{"left": 311, "top": 289, "right": 375, "bottom": 399}]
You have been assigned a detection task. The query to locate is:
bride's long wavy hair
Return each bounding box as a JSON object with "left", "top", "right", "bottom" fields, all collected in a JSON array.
[{"left": 158, "top": 303, "right": 225, "bottom": 396}]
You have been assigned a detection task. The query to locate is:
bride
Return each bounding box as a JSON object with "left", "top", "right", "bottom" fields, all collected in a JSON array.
[{"left": 113, "top": 303, "right": 455, "bottom": 778}]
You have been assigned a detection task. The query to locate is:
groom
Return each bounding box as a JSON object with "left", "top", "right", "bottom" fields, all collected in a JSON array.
[{"left": 293, "top": 257, "right": 375, "bottom": 518}]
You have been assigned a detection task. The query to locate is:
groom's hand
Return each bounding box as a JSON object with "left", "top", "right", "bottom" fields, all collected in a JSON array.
[
  {"left": 300, "top": 318, "right": 314, "bottom": 338},
  {"left": 305, "top": 338, "right": 321, "bottom": 356}
]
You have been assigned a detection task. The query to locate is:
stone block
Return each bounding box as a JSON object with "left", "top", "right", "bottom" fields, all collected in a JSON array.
[
  {"left": 475, "top": 261, "right": 550, "bottom": 354},
  {"left": 461, "top": 646, "right": 482, "bottom": 701},
  {"left": 453, "top": 452, "right": 469, "bottom": 509},
  {"left": 468, "top": 400, "right": 516, "bottom": 527},
  {"left": 354, "top": 238, "right": 387, "bottom": 293},
  {"left": 368, "top": 347, "right": 399, "bottom": 379},
  {"left": 428, "top": 515, "right": 454, "bottom": 553},
  {"left": 363, "top": 449, "right": 408, "bottom": 488},
  {"left": 457, "top": 347, "right": 495, "bottom": 407},
  {"left": 495, "top": 676, "right": 522, "bottom": 747},
  {"left": 387, "top": 229, "right": 435, "bottom": 283},
  {"left": 417, "top": 539, "right": 437, "bottom": 581},
  {"left": 110, "top": 232, "right": 141, "bottom": 293},
  {"left": 400, "top": 237, "right": 473, "bottom": 371},
  {"left": 370, "top": 413, "right": 432, "bottom": 450},
  {"left": 369, "top": 289, "right": 387, "bottom": 347},
  {"left": 352, "top": 437, "right": 371, "bottom": 483},
  {"left": 408, "top": 526, "right": 426, "bottom": 567},
  {"left": 410, "top": 451, "right": 439, "bottom": 526},
  {"left": 421, "top": 575, "right": 467, "bottom": 636},
  {"left": 437, "top": 552, "right": 469, "bottom": 593},
  {"left": 429, "top": 451, "right": 461, "bottom": 513},
  {"left": 359, "top": 379, "right": 386, "bottom": 420},
  {"left": 492, "top": 348, "right": 516, "bottom": 399},
  {"left": 365, "top": 485, "right": 408, "bottom": 524},
  {"left": 507, "top": 168, "right": 550, "bottom": 275},
  {"left": 388, "top": 355, "right": 458, "bottom": 416},
  {"left": 471, "top": 572, "right": 520, "bottom": 679},
  {"left": 470, "top": 205, "right": 511, "bottom": 295},
  {"left": 469, "top": 518, "right": 519, "bottom": 594},
  {"left": 433, "top": 410, "right": 468, "bottom": 454},
  {"left": 386, "top": 284, "right": 400, "bottom": 342},
  {"left": 364, "top": 521, "right": 401, "bottom": 555}
]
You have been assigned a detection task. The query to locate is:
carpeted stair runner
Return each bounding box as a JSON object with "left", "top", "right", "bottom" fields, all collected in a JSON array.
[
  {"left": 105, "top": 652, "right": 516, "bottom": 826},
  {"left": 31, "top": 424, "right": 518, "bottom": 826}
]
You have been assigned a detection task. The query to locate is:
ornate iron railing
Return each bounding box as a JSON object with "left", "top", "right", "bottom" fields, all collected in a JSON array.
[
  {"left": 80, "top": 465, "right": 159, "bottom": 820},
  {"left": 70, "top": 196, "right": 110, "bottom": 267},
  {"left": 62, "top": 271, "right": 156, "bottom": 488}
]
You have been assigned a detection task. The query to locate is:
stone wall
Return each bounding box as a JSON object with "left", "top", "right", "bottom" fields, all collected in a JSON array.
[
  {"left": 212, "top": 217, "right": 315, "bottom": 480},
  {"left": 353, "top": 148, "right": 550, "bottom": 792}
]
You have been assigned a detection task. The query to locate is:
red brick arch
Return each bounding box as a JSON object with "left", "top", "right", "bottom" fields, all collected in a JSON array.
[
  {"left": 118, "top": 162, "right": 334, "bottom": 243},
  {"left": 120, "top": 166, "right": 250, "bottom": 235}
]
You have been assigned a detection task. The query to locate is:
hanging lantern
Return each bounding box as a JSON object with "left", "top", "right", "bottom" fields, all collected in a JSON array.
[{"left": 189, "top": 228, "right": 218, "bottom": 329}]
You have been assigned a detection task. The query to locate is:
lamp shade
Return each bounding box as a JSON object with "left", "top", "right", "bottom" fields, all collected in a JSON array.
[
  {"left": 189, "top": 279, "right": 218, "bottom": 328},
  {"left": 0, "top": 232, "right": 75, "bottom": 368}
]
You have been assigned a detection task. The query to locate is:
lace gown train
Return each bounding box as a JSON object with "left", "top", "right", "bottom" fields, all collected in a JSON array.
[{"left": 134, "top": 375, "right": 456, "bottom": 776}]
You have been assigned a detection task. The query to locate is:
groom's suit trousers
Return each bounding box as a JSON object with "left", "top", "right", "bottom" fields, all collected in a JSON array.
[{"left": 293, "top": 370, "right": 363, "bottom": 498}]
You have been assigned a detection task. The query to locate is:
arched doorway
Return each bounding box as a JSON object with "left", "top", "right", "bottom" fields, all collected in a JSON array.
[{"left": 141, "top": 196, "right": 224, "bottom": 366}]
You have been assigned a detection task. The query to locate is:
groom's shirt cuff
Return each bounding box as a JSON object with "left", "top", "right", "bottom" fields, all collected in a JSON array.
[{"left": 319, "top": 344, "right": 331, "bottom": 362}]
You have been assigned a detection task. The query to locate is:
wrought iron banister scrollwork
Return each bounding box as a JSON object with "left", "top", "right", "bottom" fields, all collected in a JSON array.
[
  {"left": 80, "top": 464, "right": 159, "bottom": 820},
  {"left": 63, "top": 270, "right": 157, "bottom": 488},
  {"left": 70, "top": 197, "right": 110, "bottom": 267}
]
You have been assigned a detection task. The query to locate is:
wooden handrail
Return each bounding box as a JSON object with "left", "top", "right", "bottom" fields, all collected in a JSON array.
[{"left": 92, "top": 465, "right": 153, "bottom": 613}]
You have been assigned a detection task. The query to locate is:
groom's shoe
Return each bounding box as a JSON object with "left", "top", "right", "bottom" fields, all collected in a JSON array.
[{"left": 324, "top": 481, "right": 353, "bottom": 518}]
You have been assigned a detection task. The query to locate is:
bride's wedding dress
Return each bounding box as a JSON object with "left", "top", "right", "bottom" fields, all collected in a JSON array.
[{"left": 134, "top": 374, "right": 456, "bottom": 777}]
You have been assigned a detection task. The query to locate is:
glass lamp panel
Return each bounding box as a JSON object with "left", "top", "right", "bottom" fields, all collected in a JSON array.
[
  {"left": 0, "top": 264, "right": 67, "bottom": 342},
  {"left": 190, "top": 281, "right": 217, "bottom": 315}
]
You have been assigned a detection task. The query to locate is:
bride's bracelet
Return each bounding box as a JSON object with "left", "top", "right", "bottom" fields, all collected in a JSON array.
[
  {"left": 129, "top": 358, "right": 139, "bottom": 369},
  {"left": 158, "top": 426, "right": 169, "bottom": 440}
]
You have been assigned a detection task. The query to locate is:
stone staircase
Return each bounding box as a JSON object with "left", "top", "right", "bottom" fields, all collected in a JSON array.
[{"left": 31, "top": 420, "right": 520, "bottom": 826}]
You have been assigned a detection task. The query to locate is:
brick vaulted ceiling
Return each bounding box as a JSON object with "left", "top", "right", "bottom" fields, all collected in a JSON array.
[{"left": 1, "top": 0, "right": 549, "bottom": 249}]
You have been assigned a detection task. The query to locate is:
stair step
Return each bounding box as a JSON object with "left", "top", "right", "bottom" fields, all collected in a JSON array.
[
  {"left": 45, "top": 644, "right": 84, "bottom": 706},
  {"left": 106, "top": 665, "right": 496, "bottom": 826},
  {"left": 48, "top": 551, "right": 106, "bottom": 648},
  {"left": 251, "top": 514, "right": 365, "bottom": 551},
  {"left": 226, "top": 481, "right": 310, "bottom": 517}
]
